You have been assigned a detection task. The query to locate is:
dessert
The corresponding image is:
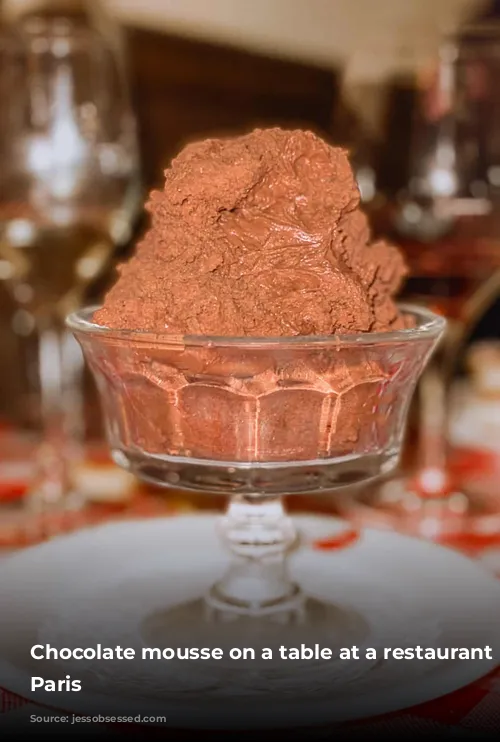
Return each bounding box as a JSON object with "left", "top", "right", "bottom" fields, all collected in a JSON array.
[
  {"left": 89, "top": 129, "right": 414, "bottom": 464},
  {"left": 95, "top": 128, "right": 407, "bottom": 335},
  {"left": 68, "top": 130, "right": 444, "bottom": 664}
]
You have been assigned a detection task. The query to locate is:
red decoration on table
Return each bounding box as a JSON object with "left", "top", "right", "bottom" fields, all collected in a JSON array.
[{"left": 313, "top": 528, "right": 360, "bottom": 551}]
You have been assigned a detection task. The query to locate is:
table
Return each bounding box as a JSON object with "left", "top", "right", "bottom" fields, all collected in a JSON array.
[
  {"left": 1, "top": 511, "right": 500, "bottom": 736},
  {"left": 1, "top": 431, "right": 500, "bottom": 736}
]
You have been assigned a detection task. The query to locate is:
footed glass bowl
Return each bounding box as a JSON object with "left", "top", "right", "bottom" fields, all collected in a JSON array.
[{"left": 68, "top": 305, "right": 444, "bottom": 639}]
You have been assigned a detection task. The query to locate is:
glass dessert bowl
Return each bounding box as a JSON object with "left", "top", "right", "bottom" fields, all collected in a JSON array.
[{"left": 68, "top": 304, "right": 444, "bottom": 645}]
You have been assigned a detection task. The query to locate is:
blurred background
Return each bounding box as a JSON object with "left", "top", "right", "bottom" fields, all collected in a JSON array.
[{"left": 1, "top": 0, "right": 500, "bottom": 551}]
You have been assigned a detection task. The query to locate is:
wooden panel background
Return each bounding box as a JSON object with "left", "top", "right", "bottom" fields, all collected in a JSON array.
[{"left": 125, "top": 26, "right": 338, "bottom": 188}]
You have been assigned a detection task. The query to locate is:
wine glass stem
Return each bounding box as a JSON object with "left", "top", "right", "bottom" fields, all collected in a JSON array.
[
  {"left": 27, "top": 321, "right": 83, "bottom": 515},
  {"left": 206, "top": 495, "right": 303, "bottom": 619},
  {"left": 415, "top": 346, "right": 450, "bottom": 497}
]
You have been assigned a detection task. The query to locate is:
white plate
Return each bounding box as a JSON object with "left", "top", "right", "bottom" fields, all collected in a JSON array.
[{"left": 0, "top": 514, "right": 499, "bottom": 730}]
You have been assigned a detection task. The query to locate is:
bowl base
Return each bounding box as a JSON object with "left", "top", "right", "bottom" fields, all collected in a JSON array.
[
  {"left": 114, "top": 448, "right": 400, "bottom": 495},
  {"left": 140, "top": 594, "right": 370, "bottom": 659}
]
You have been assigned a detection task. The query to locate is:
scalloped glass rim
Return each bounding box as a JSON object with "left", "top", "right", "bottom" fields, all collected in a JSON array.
[{"left": 66, "top": 304, "right": 446, "bottom": 348}]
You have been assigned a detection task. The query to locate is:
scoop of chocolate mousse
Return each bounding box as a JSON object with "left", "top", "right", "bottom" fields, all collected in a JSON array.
[
  {"left": 93, "top": 129, "right": 411, "bottom": 464},
  {"left": 95, "top": 128, "right": 407, "bottom": 336}
]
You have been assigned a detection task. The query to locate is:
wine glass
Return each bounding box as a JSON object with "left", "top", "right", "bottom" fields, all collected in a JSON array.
[
  {"left": 343, "top": 25, "right": 500, "bottom": 542},
  {"left": 0, "top": 18, "right": 141, "bottom": 528},
  {"left": 68, "top": 304, "right": 443, "bottom": 669}
]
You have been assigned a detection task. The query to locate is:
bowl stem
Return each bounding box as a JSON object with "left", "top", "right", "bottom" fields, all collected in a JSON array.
[{"left": 206, "top": 495, "right": 304, "bottom": 621}]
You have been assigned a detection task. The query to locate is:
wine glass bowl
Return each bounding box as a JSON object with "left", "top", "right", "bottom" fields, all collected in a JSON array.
[
  {"left": 68, "top": 304, "right": 444, "bottom": 634},
  {"left": 0, "top": 19, "right": 140, "bottom": 321}
]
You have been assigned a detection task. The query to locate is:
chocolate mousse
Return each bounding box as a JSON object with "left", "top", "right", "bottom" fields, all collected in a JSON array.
[
  {"left": 90, "top": 129, "right": 413, "bottom": 465},
  {"left": 96, "top": 128, "right": 407, "bottom": 335}
]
